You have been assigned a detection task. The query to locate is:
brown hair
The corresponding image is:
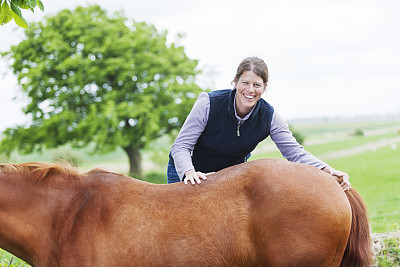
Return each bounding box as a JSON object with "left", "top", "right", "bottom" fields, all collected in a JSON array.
[{"left": 233, "top": 56, "right": 269, "bottom": 86}]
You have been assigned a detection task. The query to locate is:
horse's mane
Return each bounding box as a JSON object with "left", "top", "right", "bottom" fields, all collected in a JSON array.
[
  {"left": 0, "top": 162, "right": 83, "bottom": 183},
  {"left": 0, "top": 161, "right": 127, "bottom": 183}
]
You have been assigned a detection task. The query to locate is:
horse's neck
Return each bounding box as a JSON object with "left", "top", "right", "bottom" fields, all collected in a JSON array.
[{"left": 0, "top": 173, "right": 83, "bottom": 266}]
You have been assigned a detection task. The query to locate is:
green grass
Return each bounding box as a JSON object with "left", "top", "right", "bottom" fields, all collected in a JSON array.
[
  {"left": 252, "top": 131, "right": 399, "bottom": 159},
  {"left": 0, "top": 249, "right": 29, "bottom": 267},
  {"left": 291, "top": 119, "right": 399, "bottom": 137},
  {"left": 305, "top": 133, "right": 399, "bottom": 156},
  {"left": 327, "top": 145, "right": 400, "bottom": 233}
]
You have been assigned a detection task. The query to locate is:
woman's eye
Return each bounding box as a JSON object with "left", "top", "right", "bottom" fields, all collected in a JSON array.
[{"left": 242, "top": 81, "right": 248, "bottom": 85}]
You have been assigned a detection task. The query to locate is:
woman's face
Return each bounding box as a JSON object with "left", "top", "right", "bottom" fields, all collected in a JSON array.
[{"left": 234, "top": 70, "right": 266, "bottom": 117}]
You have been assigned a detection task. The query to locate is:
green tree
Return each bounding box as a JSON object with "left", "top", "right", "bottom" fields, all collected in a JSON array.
[
  {"left": 0, "top": 5, "right": 203, "bottom": 177},
  {"left": 0, "top": 0, "right": 44, "bottom": 28}
]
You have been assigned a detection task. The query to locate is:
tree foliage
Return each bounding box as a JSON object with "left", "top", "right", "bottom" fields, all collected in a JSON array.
[
  {"left": 0, "top": 5, "right": 204, "bottom": 176},
  {"left": 0, "top": 0, "right": 44, "bottom": 28}
]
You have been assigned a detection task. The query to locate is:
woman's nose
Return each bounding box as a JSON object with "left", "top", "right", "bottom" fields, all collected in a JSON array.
[{"left": 248, "top": 84, "right": 255, "bottom": 92}]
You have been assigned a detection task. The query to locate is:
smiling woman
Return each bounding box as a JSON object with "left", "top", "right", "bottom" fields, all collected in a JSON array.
[
  {"left": 167, "top": 56, "right": 352, "bottom": 192},
  {"left": 233, "top": 61, "right": 267, "bottom": 117}
]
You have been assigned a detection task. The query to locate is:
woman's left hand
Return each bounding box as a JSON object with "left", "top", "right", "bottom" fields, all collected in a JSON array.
[{"left": 322, "top": 166, "right": 351, "bottom": 191}]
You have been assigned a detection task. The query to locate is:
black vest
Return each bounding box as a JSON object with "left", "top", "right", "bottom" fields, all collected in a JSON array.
[{"left": 192, "top": 89, "right": 274, "bottom": 173}]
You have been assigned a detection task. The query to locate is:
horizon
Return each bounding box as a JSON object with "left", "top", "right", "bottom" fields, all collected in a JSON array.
[{"left": 1, "top": 0, "right": 400, "bottom": 131}]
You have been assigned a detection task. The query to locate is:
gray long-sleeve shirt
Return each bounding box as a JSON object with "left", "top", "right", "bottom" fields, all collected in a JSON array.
[{"left": 171, "top": 92, "right": 328, "bottom": 180}]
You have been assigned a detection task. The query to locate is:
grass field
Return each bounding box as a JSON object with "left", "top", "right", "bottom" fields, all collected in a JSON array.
[
  {"left": 329, "top": 145, "right": 400, "bottom": 232},
  {"left": 1, "top": 118, "right": 399, "bottom": 266}
]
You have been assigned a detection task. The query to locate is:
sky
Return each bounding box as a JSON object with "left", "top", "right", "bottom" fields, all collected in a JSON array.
[{"left": 1, "top": 0, "right": 400, "bottom": 131}]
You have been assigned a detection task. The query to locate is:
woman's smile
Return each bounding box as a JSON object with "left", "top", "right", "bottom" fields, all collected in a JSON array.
[
  {"left": 243, "top": 94, "right": 255, "bottom": 99},
  {"left": 235, "top": 70, "right": 266, "bottom": 117}
]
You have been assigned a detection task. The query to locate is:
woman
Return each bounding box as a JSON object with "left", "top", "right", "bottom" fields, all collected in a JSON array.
[{"left": 167, "top": 56, "right": 351, "bottom": 191}]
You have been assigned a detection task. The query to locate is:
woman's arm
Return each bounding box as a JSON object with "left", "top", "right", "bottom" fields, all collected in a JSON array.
[
  {"left": 270, "top": 111, "right": 351, "bottom": 190},
  {"left": 270, "top": 111, "right": 328, "bottom": 168},
  {"left": 170, "top": 92, "right": 210, "bottom": 181}
]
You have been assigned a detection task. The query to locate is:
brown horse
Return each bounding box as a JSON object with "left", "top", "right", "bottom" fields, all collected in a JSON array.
[{"left": 0, "top": 159, "right": 371, "bottom": 267}]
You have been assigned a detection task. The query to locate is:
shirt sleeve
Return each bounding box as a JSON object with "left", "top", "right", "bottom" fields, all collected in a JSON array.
[
  {"left": 270, "top": 111, "right": 328, "bottom": 169},
  {"left": 171, "top": 92, "right": 210, "bottom": 180}
]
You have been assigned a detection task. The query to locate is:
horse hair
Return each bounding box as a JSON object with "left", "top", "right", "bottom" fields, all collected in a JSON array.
[
  {"left": 340, "top": 188, "right": 372, "bottom": 267},
  {"left": 0, "top": 162, "right": 128, "bottom": 184}
]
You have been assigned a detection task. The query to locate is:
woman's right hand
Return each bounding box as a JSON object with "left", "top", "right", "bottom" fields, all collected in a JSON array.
[{"left": 183, "top": 169, "right": 209, "bottom": 185}]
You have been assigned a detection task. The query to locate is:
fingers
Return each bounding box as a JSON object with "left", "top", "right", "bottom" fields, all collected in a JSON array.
[
  {"left": 340, "top": 174, "right": 351, "bottom": 191},
  {"left": 339, "top": 172, "right": 351, "bottom": 191},
  {"left": 324, "top": 167, "right": 351, "bottom": 191},
  {"left": 341, "top": 180, "right": 351, "bottom": 191},
  {"left": 183, "top": 171, "right": 208, "bottom": 185}
]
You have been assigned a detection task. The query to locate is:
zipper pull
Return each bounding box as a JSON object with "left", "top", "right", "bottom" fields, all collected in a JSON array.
[{"left": 237, "top": 124, "right": 240, "bottom": 137}]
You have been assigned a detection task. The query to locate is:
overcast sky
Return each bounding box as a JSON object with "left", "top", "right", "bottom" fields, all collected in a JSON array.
[{"left": 1, "top": 0, "right": 399, "bottom": 131}]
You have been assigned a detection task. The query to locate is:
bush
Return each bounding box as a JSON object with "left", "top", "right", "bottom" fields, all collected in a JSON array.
[{"left": 354, "top": 128, "right": 365, "bottom": 136}]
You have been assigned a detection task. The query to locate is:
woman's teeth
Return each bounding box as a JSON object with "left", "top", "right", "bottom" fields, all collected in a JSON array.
[{"left": 244, "top": 94, "right": 255, "bottom": 99}]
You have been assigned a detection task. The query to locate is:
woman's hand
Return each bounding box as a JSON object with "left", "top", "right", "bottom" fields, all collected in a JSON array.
[
  {"left": 183, "top": 170, "right": 213, "bottom": 185},
  {"left": 322, "top": 166, "right": 351, "bottom": 191}
]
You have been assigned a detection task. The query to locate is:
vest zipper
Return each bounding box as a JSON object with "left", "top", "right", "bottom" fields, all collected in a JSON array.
[{"left": 237, "top": 123, "right": 240, "bottom": 136}]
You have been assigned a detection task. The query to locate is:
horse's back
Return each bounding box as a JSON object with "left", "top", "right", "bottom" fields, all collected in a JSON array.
[
  {"left": 69, "top": 159, "right": 352, "bottom": 266},
  {"left": 128, "top": 159, "right": 352, "bottom": 266}
]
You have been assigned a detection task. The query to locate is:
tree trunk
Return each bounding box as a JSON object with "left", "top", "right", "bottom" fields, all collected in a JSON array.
[{"left": 123, "top": 145, "right": 143, "bottom": 178}]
